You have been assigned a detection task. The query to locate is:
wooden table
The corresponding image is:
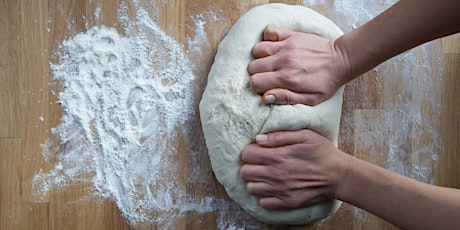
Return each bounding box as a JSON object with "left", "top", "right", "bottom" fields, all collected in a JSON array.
[{"left": 1, "top": 0, "right": 459, "bottom": 229}]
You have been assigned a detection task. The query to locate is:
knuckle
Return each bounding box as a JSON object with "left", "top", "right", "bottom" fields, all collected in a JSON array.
[
  {"left": 240, "top": 171, "right": 257, "bottom": 184},
  {"left": 279, "top": 52, "right": 297, "bottom": 66},
  {"left": 249, "top": 74, "right": 262, "bottom": 93},
  {"left": 254, "top": 42, "right": 275, "bottom": 57},
  {"left": 261, "top": 44, "right": 273, "bottom": 56},
  {"left": 271, "top": 90, "right": 287, "bottom": 105},
  {"left": 271, "top": 166, "right": 289, "bottom": 182},
  {"left": 270, "top": 131, "right": 286, "bottom": 144},
  {"left": 239, "top": 165, "right": 249, "bottom": 179},
  {"left": 271, "top": 90, "right": 292, "bottom": 105},
  {"left": 247, "top": 61, "right": 256, "bottom": 74},
  {"left": 282, "top": 91, "right": 293, "bottom": 105},
  {"left": 265, "top": 149, "right": 283, "bottom": 165},
  {"left": 283, "top": 39, "right": 297, "bottom": 49},
  {"left": 240, "top": 148, "right": 249, "bottom": 162},
  {"left": 252, "top": 42, "right": 262, "bottom": 52},
  {"left": 245, "top": 182, "right": 255, "bottom": 193},
  {"left": 264, "top": 24, "right": 276, "bottom": 34},
  {"left": 252, "top": 43, "right": 265, "bottom": 57},
  {"left": 278, "top": 70, "right": 300, "bottom": 89}
]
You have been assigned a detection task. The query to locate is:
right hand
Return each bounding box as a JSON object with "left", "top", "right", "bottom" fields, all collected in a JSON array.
[
  {"left": 248, "top": 25, "right": 351, "bottom": 106},
  {"left": 239, "top": 129, "right": 349, "bottom": 209}
]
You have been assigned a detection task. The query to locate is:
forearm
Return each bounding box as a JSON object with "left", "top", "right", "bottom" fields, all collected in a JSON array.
[
  {"left": 334, "top": 0, "right": 460, "bottom": 84},
  {"left": 336, "top": 153, "right": 460, "bottom": 229}
]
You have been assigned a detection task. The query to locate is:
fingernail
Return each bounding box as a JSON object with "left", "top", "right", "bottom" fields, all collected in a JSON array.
[
  {"left": 256, "top": 134, "right": 268, "bottom": 143},
  {"left": 265, "top": 95, "right": 275, "bottom": 104}
]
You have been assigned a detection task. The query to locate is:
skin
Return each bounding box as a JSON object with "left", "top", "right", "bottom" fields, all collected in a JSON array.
[
  {"left": 248, "top": 0, "right": 460, "bottom": 106},
  {"left": 240, "top": 0, "right": 460, "bottom": 229}
]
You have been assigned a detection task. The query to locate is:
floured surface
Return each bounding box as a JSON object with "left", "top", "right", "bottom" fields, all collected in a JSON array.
[
  {"left": 0, "top": 0, "right": 450, "bottom": 229},
  {"left": 34, "top": 23, "right": 197, "bottom": 222},
  {"left": 31, "top": 1, "right": 258, "bottom": 228}
]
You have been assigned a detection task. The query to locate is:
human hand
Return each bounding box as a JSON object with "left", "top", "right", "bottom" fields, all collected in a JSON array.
[
  {"left": 239, "top": 129, "right": 349, "bottom": 209},
  {"left": 248, "top": 25, "right": 351, "bottom": 106}
]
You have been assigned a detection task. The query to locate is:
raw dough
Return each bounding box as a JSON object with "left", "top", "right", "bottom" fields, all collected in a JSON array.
[{"left": 199, "top": 3, "right": 344, "bottom": 224}]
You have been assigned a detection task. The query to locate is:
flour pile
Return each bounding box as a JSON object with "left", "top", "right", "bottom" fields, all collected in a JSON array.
[
  {"left": 33, "top": 2, "right": 262, "bottom": 228},
  {"left": 34, "top": 4, "right": 196, "bottom": 224}
]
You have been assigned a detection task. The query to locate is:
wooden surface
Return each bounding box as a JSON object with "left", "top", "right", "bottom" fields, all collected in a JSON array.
[{"left": 1, "top": 0, "right": 459, "bottom": 229}]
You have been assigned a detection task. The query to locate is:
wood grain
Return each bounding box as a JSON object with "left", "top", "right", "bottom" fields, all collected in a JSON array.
[{"left": 1, "top": 0, "right": 459, "bottom": 229}]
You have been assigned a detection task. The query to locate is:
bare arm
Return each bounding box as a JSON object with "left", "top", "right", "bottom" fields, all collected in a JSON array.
[
  {"left": 242, "top": 0, "right": 460, "bottom": 227},
  {"left": 331, "top": 2, "right": 460, "bottom": 225},
  {"left": 240, "top": 130, "right": 460, "bottom": 229},
  {"left": 337, "top": 152, "right": 460, "bottom": 230},
  {"left": 336, "top": 0, "right": 460, "bottom": 83},
  {"left": 249, "top": 0, "right": 460, "bottom": 105}
]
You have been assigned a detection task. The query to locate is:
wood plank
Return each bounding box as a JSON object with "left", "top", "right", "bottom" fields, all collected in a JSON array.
[
  {"left": 0, "top": 1, "right": 22, "bottom": 138},
  {"left": 442, "top": 33, "right": 460, "bottom": 54},
  {"left": 1, "top": 0, "right": 459, "bottom": 229},
  {"left": 439, "top": 52, "right": 460, "bottom": 188},
  {"left": 1, "top": 138, "right": 50, "bottom": 229}
]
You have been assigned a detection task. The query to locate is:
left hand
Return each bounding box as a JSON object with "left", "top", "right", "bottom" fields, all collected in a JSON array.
[
  {"left": 239, "top": 129, "right": 348, "bottom": 209},
  {"left": 248, "top": 25, "right": 350, "bottom": 106}
]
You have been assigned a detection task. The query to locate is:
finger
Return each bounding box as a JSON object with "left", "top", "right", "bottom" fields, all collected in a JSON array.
[
  {"left": 263, "top": 24, "right": 294, "bottom": 42},
  {"left": 246, "top": 182, "right": 275, "bottom": 197},
  {"left": 252, "top": 40, "right": 284, "bottom": 58},
  {"left": 249, "top": 71, "right": 280, "bottom": 93},
  {"left": 259, "top": 196, "right": 288, "bottom": 209},
  {"left": 263, "top": 88, "right": 325, "bottom": 106},
  {"left": 259, "top": 195, "right": 326, "bottom": 210},
  {"left": 241, "top": 144, "right": 276, "bottom": 165},
  {"left": 250, "top": 70, "right": 303, "bottom": 95},
  {"left": 247, "top": 56, "right": 278, "bottom": 75},
  {"left": 239, "top": 164, "right": 270, "bottom": 182},
  {"left": 255, "top": 129, "right": 313, "bottom": 148}
]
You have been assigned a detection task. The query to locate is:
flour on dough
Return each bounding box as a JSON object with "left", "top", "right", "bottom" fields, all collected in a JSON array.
[{"left": 199, "top": 3, "right": 344, "bottom": 224}]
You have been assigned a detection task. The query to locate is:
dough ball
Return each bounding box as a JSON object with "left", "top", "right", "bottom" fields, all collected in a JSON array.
[{"left": 200, "top": 3, "right": 344, "bottom": 224}]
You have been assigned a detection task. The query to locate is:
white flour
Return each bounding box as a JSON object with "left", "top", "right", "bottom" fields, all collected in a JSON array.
[
  {"left": 37, "top": 19, "right": 197, "bottom": 224},
  {"left": 33, "top": 1, "right": 262, "bottom": 228},
  {"left": 33, "top": 0, "right": 443, "bottom": 228}
]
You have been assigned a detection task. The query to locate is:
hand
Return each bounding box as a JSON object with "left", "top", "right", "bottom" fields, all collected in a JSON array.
[
  {"left": 248, "top": 25, "right": 350, "bottom": 106},
  {"left": 239, "top": 129, "right": 348, "bottom": 209}
]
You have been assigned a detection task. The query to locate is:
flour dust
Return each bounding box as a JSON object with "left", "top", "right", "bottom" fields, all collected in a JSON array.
[
  {"left": 32, "top": 1, "right": 260, "bottom": 228},
  {"left": 33, "top": 0, "right": 443, "bottom": 228}
]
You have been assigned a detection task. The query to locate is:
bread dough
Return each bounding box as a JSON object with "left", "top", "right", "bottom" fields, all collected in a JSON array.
[{"left": 199, "top": 3, "right": 344, "bottom": 224}]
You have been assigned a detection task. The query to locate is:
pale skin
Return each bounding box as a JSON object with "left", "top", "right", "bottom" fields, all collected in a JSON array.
[{"left": 240, "top": 0, "right": 460, "bottom": 229}]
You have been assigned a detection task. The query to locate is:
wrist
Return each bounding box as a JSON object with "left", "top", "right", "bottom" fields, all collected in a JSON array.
[
  {"left": 330, "top": 150, "right": 354, "bottom": 200},
  {"left": 331, "top": 35, "right": 355, "bottom": 86},
  {"left": 333, "top": 28, "right": 385, "bottom": 83},
  {"left": 332, "top": 152, "right": 360, "bottom": 202}
]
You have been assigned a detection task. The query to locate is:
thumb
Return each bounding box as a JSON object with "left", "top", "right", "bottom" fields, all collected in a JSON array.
[
  {"left": 256, "top": 129, "right": 313, "bottom": 148},
  {"left": 263, "top": 25, "right": 294, "bottom": 41},
  {"left": 263, "top": 89, "right": 324, "bottom": 106}
]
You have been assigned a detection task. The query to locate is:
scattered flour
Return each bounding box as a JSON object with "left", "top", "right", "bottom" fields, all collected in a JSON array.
[
  {"left": 33, "top": 0, "right": 443, "bottom": 228},
  {"left": 33, "top": 1, "right": 262, "bottom": 228},
  {"left": 35, "top": 21, "right": 196, "bottom": 222}
]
